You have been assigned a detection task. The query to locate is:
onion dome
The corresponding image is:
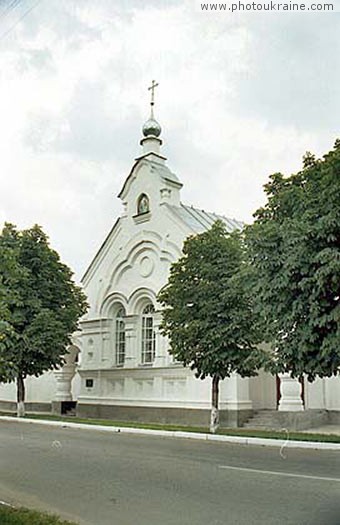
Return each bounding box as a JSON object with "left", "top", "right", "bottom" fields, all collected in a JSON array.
[{"left": 142, "top": 117, "right": 162, "bottom": 138}]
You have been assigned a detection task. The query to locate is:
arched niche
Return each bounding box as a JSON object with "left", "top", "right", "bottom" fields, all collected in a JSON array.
[{"left": 137, "top": 193, "right": 150, "bottom": 215}]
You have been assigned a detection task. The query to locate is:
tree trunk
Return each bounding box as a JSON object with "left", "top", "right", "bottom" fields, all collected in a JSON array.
[
  {"left": 17, "top": 373, "right": 25, "bottom": 418},
  {"left": 210, "top": 374, "right": 220, "bottom": 433}
]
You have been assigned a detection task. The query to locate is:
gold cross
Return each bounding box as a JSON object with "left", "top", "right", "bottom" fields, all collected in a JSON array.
[{"left": 148, "top": 80, "right": 159, "bottom": 107}]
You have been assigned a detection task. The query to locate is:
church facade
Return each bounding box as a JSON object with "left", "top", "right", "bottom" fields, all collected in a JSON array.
[{"left": 0, "top": 99, "right": 339, "bottom": 428}]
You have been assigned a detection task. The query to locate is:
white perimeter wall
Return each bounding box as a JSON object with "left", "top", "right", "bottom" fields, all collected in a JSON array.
[
  {"left": 249, "top": 370, "right": 277, "bottom": 410},
  {"left": 0, "top": 369, "right": 80, "bottom": 404},
  {"left": 306, "top": 376, "right": 340, "bottom": 410},
  {"left": 1, "top": 369, "right": 339, "bottom": 411}
]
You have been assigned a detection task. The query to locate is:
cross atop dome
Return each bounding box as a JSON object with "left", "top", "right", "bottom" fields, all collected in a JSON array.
[
  {"left": 142, "top": 80, "right": 162, "bottom": 139},
  {"left": 148, "top": 80, "right": 159, "bottom": 111}
]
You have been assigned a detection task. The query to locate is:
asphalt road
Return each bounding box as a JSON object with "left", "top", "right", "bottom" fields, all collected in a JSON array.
[{"left": 0, "top": 421, "right": 339, "bottom": 525}]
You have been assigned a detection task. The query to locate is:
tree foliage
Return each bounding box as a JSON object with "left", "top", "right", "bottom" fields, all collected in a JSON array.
[
  {"left": 158, "top": 221, "right": 265, "bottom": 382},
  {"left": 245, "top": 141, "right": 340, "bottom": 381},
  {"left": 0, "top": 223, "right": 88, "bottom": 387}
]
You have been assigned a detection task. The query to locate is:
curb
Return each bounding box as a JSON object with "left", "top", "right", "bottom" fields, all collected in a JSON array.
[{"left": 1, "top": 416, "right": 340, "bottom": 450}]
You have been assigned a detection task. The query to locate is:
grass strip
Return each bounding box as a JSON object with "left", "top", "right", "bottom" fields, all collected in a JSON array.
[
  {"left": 0, "top": 505, "right": 77, "bottom": 525},
  {"left": 1, "top": 411, "right": 339, "bottom": 443}
]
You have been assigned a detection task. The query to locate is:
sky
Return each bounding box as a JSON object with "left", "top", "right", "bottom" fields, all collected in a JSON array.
[{"left": 0, "top": 0, "right": 339, "bottom": 280}]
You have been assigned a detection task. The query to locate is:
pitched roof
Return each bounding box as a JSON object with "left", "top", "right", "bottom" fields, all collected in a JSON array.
[{"left": 169, "top": 203, "right": 244, "bottom": 233}]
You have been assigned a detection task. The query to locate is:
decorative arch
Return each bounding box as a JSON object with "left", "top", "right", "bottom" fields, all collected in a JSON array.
[
  {"left": 97, "top": 230, "right": 181, "bottom": 313},
  {"left": 112, "top": 239, "right": 159, "bottom": 289},
  {"left": 101, "top": 231, "right": 161, "bottom": 290},
  {"left": 128, "top": 287, "right": 157, "bottom": 315},
  {"left": 100, "top": 291, "right": 128, "bottom": 318}
]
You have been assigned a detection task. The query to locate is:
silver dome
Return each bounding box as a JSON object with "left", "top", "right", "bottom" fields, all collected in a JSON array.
[{"left": 142, "top": 117, "right": 162, "bottom": 138}]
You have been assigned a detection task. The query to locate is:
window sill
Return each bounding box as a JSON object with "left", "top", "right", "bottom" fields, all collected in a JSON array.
[{"left": 133, "top": 212, "right": 151, "bottom": 224}]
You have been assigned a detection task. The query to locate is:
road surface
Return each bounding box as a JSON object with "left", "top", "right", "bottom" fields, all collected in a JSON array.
[{"left": 0, "top": 420, "right": 339, "bottom": 524}]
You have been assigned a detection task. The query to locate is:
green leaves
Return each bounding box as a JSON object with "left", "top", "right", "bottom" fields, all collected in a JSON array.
[
  {"left": 158, "top": 221, "right": 266, "bottom": 381},
  {"left": 246, "top": 140, "right": 340, "bottom": 381},
  {"left": 0, "top": 223, "right": 88, "bottom": 383}
]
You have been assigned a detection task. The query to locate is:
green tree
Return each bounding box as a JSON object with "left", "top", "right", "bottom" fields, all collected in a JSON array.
[
  {"left": 0, "top": 223, "right": 88, "bottom": 416},
  {"left": 245, "top": 140, "right": 340, "bottom": 382},
  {"left": 158, "top": 221, "right": 265, "bottom": 432},
  {"left": 0, "top": 242, "right": 23, "bottom": 381}
]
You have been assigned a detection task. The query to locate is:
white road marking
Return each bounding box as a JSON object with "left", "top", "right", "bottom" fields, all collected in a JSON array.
[
  {"left": 218, "top": 465, "right": 340, "bottom": 483},
  {"left": 279, "top": 428, "right": 289, "bottom": 459},
  {"left": 0, "top": 500, "right": 15, "bottom": 507}
]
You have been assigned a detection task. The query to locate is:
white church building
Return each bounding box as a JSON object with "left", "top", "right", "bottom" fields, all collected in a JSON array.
[{"left": 0, "top": 88, "right": 339, "bottom": 429}]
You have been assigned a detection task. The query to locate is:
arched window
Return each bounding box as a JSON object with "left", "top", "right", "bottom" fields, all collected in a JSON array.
[
  {"left": 115, "top": 307, "right": 126, "bottom": 366},
  {"left": 141, "top": 304, "right": 155, "bottom": 364},
  {"left": 137, "top": 193, "right": 150, "bottom": 215}
]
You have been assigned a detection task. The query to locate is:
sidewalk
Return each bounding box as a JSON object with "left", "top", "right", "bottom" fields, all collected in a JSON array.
[
  {"left": 302, "top": 424, "right": 340, "bottom": 436},
  {"left": 1, "top": 415, "right": 340, "bottom": 450}
]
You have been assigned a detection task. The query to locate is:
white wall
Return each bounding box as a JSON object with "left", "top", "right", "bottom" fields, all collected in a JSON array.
[
  {"left": 0, "top": 371, "right": 56, "bottom": 404},
  {"left": 0, "top": 381, "right": 17, "bottom": 402},
  {"left": 305, "top": 378, "right": 325, "bottom": 409},
  {"left": 325, "top": 376, "right": 340, "bottom": 410},
  {"left": 249, "top": 370, "right": 277, "bottom": 410}
]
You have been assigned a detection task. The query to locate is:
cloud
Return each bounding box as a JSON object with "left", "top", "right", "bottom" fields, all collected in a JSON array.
[
  {"left": 234, "top": 13, "right": 340, "bottom": 132},
  {"left": 0, "top": 1, "right": 338, "bottom": 279}
]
